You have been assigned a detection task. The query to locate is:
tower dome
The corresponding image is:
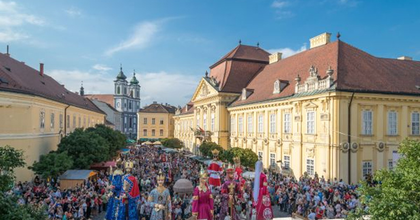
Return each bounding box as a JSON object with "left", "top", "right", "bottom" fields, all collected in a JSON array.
[
  {"left": 116, "top": 64, "right": 127, "bottom": 80},
  {"left": 130, "top": 71, "right": 139, "bottom": 85}
]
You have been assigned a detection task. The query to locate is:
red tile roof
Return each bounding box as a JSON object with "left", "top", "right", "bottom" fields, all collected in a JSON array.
[
  {"left": 140, "top": 103, "right": 176, "bottom": 114},
  {"left": 209, "top": 44, "right": 269, "bottom": 93},
  {"left": 85, "top": 94, "right": 115, "bottom": 107},
  {"left": 231, "top": 40, "right": 420, "bottom": 107},
  {"left": 0, "top": 53, "right": 104, "bottom": 114}
]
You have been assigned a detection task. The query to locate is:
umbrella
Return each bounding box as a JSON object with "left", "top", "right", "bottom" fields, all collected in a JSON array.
[
  {"left": 143, "top": 141, "right": 152, "bottom": 145},
  {"left": 242, "top": 171, "right": 255, "bottom": 179},
  {"left": 153, "top": 141, "right": 162, "bottom": 145},
  {"left": 173, "top": 179, "right": 194, "bottom": 194}
]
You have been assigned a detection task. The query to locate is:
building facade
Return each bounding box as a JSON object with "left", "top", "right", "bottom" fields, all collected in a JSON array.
[
  {"left": 175, "top": 33, "right": 420, "bottom": 183},
  {"left": 114, "top": 66, "right": 141, "bottom": 139},
  {"left": 137, "top": 102, "right": 176, "bottom": 140},
  {"left": 0, "top": 52, "right": 105, "bottom": 181},
  {"left": 90, "top": 99, "right": 122, "bottom": 131}
]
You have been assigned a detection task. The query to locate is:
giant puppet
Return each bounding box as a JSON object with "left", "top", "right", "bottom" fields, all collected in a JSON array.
[
  {"left": 116, "top": 160, "right": 140, "bottom": 220},
  {"left": 106, "top": 159, "right": 124, "bottom": 220},
  {"left": 252, "top": 160, "right": 273, "bottom": 220},
  {"left": 207, "top": 149, "right": 223, "bottom": 188},
  {"left": 192, "top": 167, "right": 214, "bottom": 220},
  {"left": 219, "top": 164, "right": 241, "bottom": 220},
  {"left": 148, "top": 170, "right": 172, "bottom": 220}
]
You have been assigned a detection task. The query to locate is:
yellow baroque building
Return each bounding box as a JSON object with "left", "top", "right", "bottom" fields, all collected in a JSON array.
[
  {"left": 0, "top": 52, "right": 105, "bottom": 182},
  {"left": 175, "top": 33, "right": 420, "bottom": 183},
  {"left": 137, "top": 102, "right": 176, "bottom": 139}
]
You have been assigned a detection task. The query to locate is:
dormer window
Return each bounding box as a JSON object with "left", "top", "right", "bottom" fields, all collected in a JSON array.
[
  {"left": 242, "top": 88, "right": 247, "bottom": 100},
  {"left": 241, "top": 88, "right": 254, "bottom": 100},
  {"left": 273, "top": 79, "right": 289, "bottom": 94}
]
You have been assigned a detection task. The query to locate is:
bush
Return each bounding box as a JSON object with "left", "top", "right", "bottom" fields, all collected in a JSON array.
[
  {"left": 199, "top": 141, "right": 224, "bottom": 158},
  {"left": 0, "top": 146, "right": 26, "bottom": 192},
  {"left": 221, "top": 147, "right": 258, "bottom": 168},
  {"left": 29, "top": 151, "right": 73, "bottom": 181},
  {"left": 162, "top": 138, "right": 184, "bottom": 149}
]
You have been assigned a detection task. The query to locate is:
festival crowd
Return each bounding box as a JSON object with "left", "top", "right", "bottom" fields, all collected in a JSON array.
[{"left": 6, "top": 145, "right": 363, "bottom": 220}]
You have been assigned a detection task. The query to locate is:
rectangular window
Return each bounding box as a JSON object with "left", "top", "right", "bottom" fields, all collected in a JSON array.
[
  {"left": 143, "top": 129, "right": 147, "bottom": 136},
  {"left": 388, "top": 160, "right": 393, "bottom": 170},
  {"left": 284, "top": 155, "right": 290, "bottom": 169},
  {"left": 306, "top": 159, "right": 314, "bottom": 176},
  {"left": 83, "top": 117, "right": 86, "bottom": 127},
  {"left": 160, "top": 119, "right": 164, "bottom": 125},
  {"left": 78, "top": 117, "right": 81, "bottom": 127},
  {"left": 160, "top": 129, "right": 163, "bottom": 136},
  {"left": 270, "top": 114, "right": 276, "bottom": 133},
  {"left": 412, "top": 112, "right": 420, "bottom": 135},
  {"left": 88, "top": 117, "right": 90, "bottom": 127},
  {"left": 50, "top": 113, "right": 55, "bottom": 129},
  {"left": 59, "top": 114, "right": 63, "bottom": 128},
  {"left": 231, "top": 117, "right": 236, "bottom": 132},
  {"left": 67, "top": 115, "right": 70, "bottom": 128},
  {"left": 362, "top": 161, "right": 373, "bottom": 177},
  {"left": 152, "top": 129, "right": 155, "bottom": 136},
  {"left": 40, "top": 111, "right": 45, "bottom": 129},
  {"left": 152, "top": 118, "right": 155, "bottom": 125},
  {"left": 144, "top": 118, "right": 147, "bottom": 124},
  {"left": 306, "top": 111, "right": 315, "bottom": 134},
  {"left": 284, "top": 113, "right": 291, "bottom": 133},
  {"left": 258, "top": 151, "right": 263, "bottom": 160},
  {"left": 211, "top": 113, "right": 215, "bottom": 132},
  {"left": 73, "top": 115, "right": 76, "bottom": 128},
  {"left": 258, "top": 115, "right": 264, "bottom": 133},
  {"left": 362, "top": 110, "right": 373, "bottom": 135},
  {"left": 247, "top": 115, "right": 253, "bottom": 133},
  {"left": 270, "top": 153, "right": 276, "bottom": 166},
  {"left": 203, "top": 113, "right": 207, "bottom": 130},
  {"left": 388, "top": 111, "right": 398, "bottom": 135},
  {"left": 196, "top": 115, "right": 200, "bottom": 127},
  {"left": 238, "top": 116, "right": 243, "bottom": 133}
]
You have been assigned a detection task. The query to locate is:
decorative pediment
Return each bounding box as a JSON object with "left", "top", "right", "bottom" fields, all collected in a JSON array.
[
  {"left": 191, "top": 78, "right": 219, "bottom": 102},
  {"left": 305, "top": 102, "right": 318, "bottom": 109}
]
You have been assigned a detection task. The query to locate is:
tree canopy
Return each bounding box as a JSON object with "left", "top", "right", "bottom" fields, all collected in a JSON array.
[
  {"left": 29, "top": 151, "right": 73, "bottom": 180},
  {"left": 85, "top": 124, "right": 126, "bottom": 159},
  {"left": 0, "top": 146, "right": 26, "bottom": 192},
  {"left": 0, "top": 193, "right": 46, "bottom": 220},
  {"left": 162, "top": 138, "right": 184, "bottom": 149},
  {"left": 349, "top": 139, "right": 420, "bottom": 220},
  {"left": 199, "top": 141, "right": 224, "bottom": 158},
  {"left": 57, "top": 128, "right": 110, "bottom": 169},
  {"left": 221, "top": 147, "right": 258, "bottom": 168}
]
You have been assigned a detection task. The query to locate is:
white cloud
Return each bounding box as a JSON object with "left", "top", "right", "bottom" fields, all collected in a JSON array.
[
  {"left": 65, "top": 7, "right": 82, "bottom": 17},
  {"left": 268, "top": 44, "right": 307, "bottom": 58},
  {"left": 92, "top": 64, "right": 112, "bottom": 71},
  {"left": 271, "top": 0, "right": 289, "bottom": 8},
  {"left": 0, "top": 29, "right": 29, "bottom": 42},
  {"left": 47, "top": 68, "right": 199, "bottom": 106},
  {"left": 105, "top": 21, "right": 160, "bottom": 56}
]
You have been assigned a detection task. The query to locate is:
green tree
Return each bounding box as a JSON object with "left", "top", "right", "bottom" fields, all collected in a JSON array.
[
  {"left": 221, "top": 147, "right": 258, "bottom": 168},
  {"left": 348, "top": 139, "right": 420, "bottom": 220},
  {"left": 0, "top": 193, "right": 46, "bottom": 220},
  {"left": 0, "top": 145, "right": 26, "bottom": 192},
  {"left": 162, "top": 138, "right": 184, "bottom": 149},
  {"left": 199, "top": 141, "right": 224, "bottom": 158},
  {"left": 86, "top": 124, "right": 126, "bottom": 159},
  {"left": 58, "top": 128, "right": 110, "bottom": 169},
  {"left": 29, "top": 151, "right": 73, "bottom": 181}
]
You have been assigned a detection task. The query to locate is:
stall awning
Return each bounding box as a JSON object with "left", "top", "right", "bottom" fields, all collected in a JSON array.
[{"left": 59, "top": 170, "right": 97, "bottom": 180}]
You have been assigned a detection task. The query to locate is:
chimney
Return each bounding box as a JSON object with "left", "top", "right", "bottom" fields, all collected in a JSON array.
[
  {"left": 310, "top": 32, "right": 331, "bottom": 49},
  {"left": 39, "top": 63, "right": 44, "bottom": 76},
  {"left": 269, "top": 52, "right": 282, "bottom": 64},
  {"left": 397, "top": 56, "right": 412, "bottom": 61},
  {"left": 6, "top": 45, "right": 9, "bottom": 56}
]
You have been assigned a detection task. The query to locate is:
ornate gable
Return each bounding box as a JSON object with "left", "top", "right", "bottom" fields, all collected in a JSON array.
[{"left": 191, "top": 78, "right": 219, "bottom": 102}]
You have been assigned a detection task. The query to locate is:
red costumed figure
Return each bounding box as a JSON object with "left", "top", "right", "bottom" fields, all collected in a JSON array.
[
  {"left": 192, "top": 167, "right": 214, "bottom": 220},
  {"left": 233, "top": 157, "right": 246, "bottom": 197},
  {"left": 207, "top": 149, "right": 223, "bottom": 188},
  {"left": 252, "top": 160, "right": 273, "bottom": 220}
]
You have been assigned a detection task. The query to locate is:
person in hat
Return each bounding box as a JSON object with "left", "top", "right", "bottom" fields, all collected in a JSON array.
[
  {"left": 105, "top": 159, "right": 124, "bottom": 220},
  {"left": 192, "top": 166, "right": 214, "bottom": 220},
  {"left": 148, "top": 170, "right": 172, "bottom": 220},
  {"left": 208, "top": 149, "right": 223, "bottom": 189},
  {"left": 252, "top": 159, "right": 273, "bottom": 220},
  {"left": 219, "top": 164, "right": 241, "bottom": 220},
  {"left": 116, "top": 160, "right": 140, "bottom": 220}
]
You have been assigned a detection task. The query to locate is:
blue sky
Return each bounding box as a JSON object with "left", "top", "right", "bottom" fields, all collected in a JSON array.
[{"left": 1, "top": 0, "right": 420, "bottom": 106}]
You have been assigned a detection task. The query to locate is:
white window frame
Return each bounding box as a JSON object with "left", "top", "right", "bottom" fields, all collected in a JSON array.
[
  {"left": 270, "top": 114, "right": 276, "bottom": 133},
  {"left": 362, "top": 110, "right": 373, "bottom": 135},
  {"left": 152, "top": 118, "right": 155, "bottom": 125},
  {"left": 258, "top": 151, "right": 263, "bottom": 160},
  {"left": 160, "top": 129, "right": 163, "bottom": 136},
  {"left": 59, "top": 114, "right": 63, "bottom": 129},
  {"left": 152, "top": 129, "right": 155, "bottom": 136},
  {"left": 143, "top": 129, "right": 147, "bottom": 136},
  {"left": 50, "top": 113, "right": 55, "bottom": 129},
  {"left": 270, "top": 153, "right": 276, "bottom": 166},
  {"left": 211, "top": 113, "right": 215, "bottom": 132},
  {"left": 284, "top": 113, "right": 291, "bottom": 133},
  {"left": 387, "top": 111, "right": 398, "bottom": 135},
  {"left": 247, "top": 115, "right": 253, "bottom": 133},
  {"left": 258, "top": 115, "right": 264, "bottom": 133},
  {"left": 306, "top": 159, "right": 315, "bottom": 176},
  {"left": 144, "top": 118, "right": 147, "bottom": 124},
  {"left": 412, "top": 112, "right": 420, "bottom": 135},
  {"left": 231, "top": 117, "right": 236, "bottom": 132},
  {"left": 238, "top": 116, "right": 243, "bottom": 133},
  {"left": 283, "top": 155, "right": 290, "bottom": 169},
  {"left": 196, "top": 115, "right": 200, "bottom": 127},
  {"left": 73, "top": 115, "right": 76, "bottom": 128},
  {"left": 40, "top": 111, "right": 45, "bottom": 129},
  {"left": 362, "top": 161, "right": 373, "bottom": 177},
  {"left": 306, "top": 111, "right": 315, "bottom": 134}
]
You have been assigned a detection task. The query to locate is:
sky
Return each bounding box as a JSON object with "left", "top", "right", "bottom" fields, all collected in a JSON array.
[{"left": 1, "top": 0, "right": 420, "bottom": 107}]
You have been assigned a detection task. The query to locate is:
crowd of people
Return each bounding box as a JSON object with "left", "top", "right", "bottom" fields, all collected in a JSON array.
[{"left": 6, "top": 144, "right": 364, "bottom": 219}]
